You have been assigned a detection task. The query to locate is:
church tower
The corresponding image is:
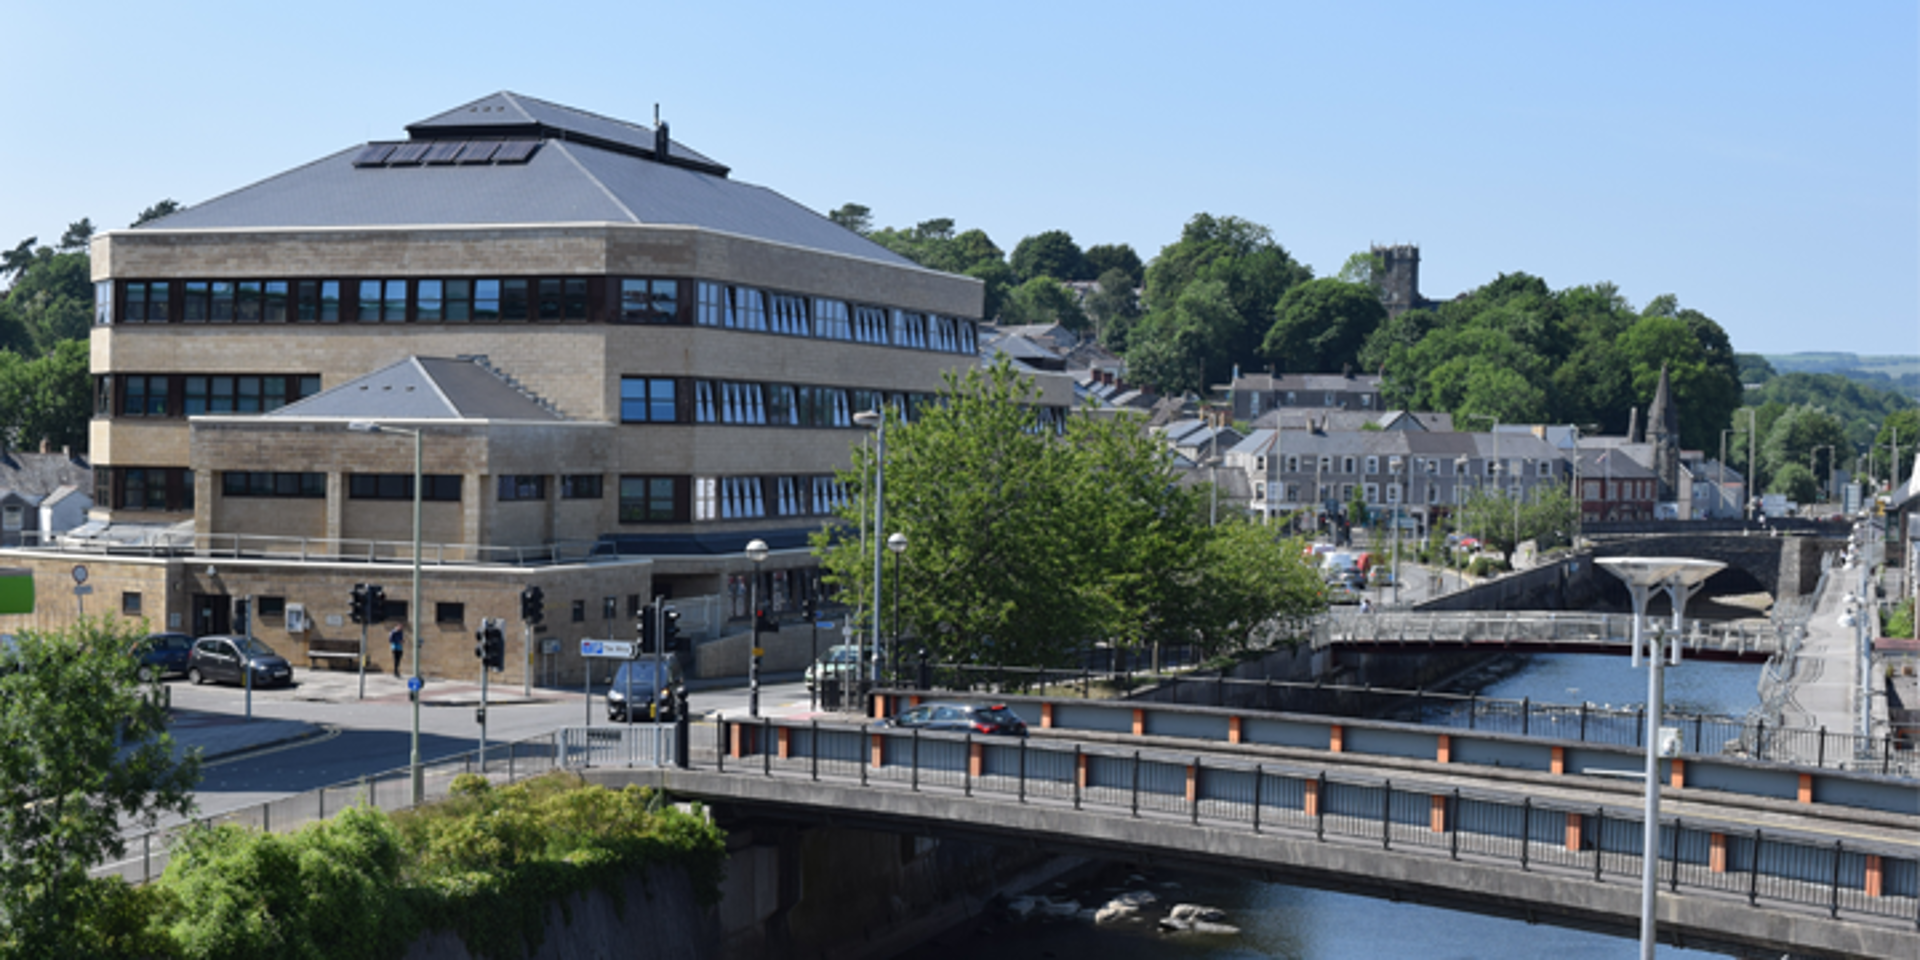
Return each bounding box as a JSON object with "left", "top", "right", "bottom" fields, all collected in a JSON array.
[
  {"left": 1373, "top": 244, "right": 1422, "bottom": 317},
  {"left": 1647, "top": 364, "right": 1681, "bottom": 500}
]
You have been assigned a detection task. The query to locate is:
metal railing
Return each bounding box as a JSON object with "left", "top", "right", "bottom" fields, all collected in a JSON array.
[
  {"left": 22, "top": 529, "right": 616, "bottom": 568},
  {"left": 92, "top": 726, "right": 676, "bottom": 885},
  {"left": 711, "top": 716, "right": 1920, "bottom": 932},
  {"left": 1313, "top": 610, "right": 1787, "bottom": 657}
]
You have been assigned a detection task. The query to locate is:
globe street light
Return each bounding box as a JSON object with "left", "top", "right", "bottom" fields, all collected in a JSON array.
[
  {"left": 347, "top": 420, "right": 425, "bottom": 805},
  {"left": 1597, "top": 557, "right": 1725, "bottom": 960},
  {"left": 745, "top": 538, "right": 768, "bottom": 717},
  {"left": 886, "top": 531, "right": 907, "bottom": 684}
]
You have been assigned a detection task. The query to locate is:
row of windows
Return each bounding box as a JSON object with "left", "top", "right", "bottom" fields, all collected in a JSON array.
[
  {"left": 1582, "top": 479, "right": 1656, "bottom": 501},
  {"left": 98, "top": 374, "right": 323, "bottom": 419},
  {"left": 104, "top": 276, "right": 979, "bottom": 357},
  {"left": 97, "top": 467, "right": 195, "bottom": 513},
  {"left": 1263, "top": 454, "right": 1560, "bottom": 478},
  {"left": 622, "top": 474, "right": 851, "bottom": 524},
  {"left": 620, "top": 376, "right": 943, "bottom": 428},
  {"left": 1260, "top": 482, "right": 1515, "bottom": 506}
]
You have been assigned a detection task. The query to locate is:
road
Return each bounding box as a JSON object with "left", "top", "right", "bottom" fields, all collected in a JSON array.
[{"left": 163, "top": 666, "right": 823, "bottom": 823}]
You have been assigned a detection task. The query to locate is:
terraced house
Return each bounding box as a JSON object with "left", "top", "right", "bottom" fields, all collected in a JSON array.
[{"left": 6, "top": 92, "right": 1052, "bottom": 683}]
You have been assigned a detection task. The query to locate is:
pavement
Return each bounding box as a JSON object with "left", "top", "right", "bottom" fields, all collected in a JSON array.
[{"left": 1776, "top": 557, "right": 1873, "bottom": 739}]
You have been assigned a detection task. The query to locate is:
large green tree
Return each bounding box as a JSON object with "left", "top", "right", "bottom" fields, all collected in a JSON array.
[
  {"left": 1083, "top": 243, "right": 1143, "bottom": 287},
  {"left": 997, "top": 276, "right": 1088, "bottom": 332},
  {"left": 1127, "top": 213, "right": 1311, "bottom": 391},
  {"left": 811, "top": 360, "right": 1323, "bottom": 664},
  {"left": 1760, "top": 405, "right": 1851, "bottom": 502},
  {"left": 1260, "top": 277, "right": 1386, "bottom": 375},
  {"left": 0, "top": 619, "right": 201, "bottom": 956},
  {"left": 1009, "top": 230, "right": 1088, "bottom": 283}
]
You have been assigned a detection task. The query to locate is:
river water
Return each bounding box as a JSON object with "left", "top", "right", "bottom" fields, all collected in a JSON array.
[{"left": 898, "top": 652, "right": 1764, "bottom": 960}]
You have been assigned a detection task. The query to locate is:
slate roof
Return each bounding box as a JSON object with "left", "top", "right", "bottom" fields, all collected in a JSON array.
[
  {"left": 0, "top": 452, "right": 91, "bottom": 500},
  {"left": 266, "top": 357, "right": 567, "bottom": 422},
  {"left": 137, "top": 93, "right": 919, "bottom": 269}
]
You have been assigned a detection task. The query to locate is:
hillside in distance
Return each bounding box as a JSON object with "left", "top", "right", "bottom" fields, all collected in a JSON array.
[{"left": 1761, "top": 352, "right": 1918, "bottom": 400}]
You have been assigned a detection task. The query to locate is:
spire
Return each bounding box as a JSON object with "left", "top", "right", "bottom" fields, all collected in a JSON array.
[{"left": 1648, "top": 363, "right": 1676, "bottom": 438}]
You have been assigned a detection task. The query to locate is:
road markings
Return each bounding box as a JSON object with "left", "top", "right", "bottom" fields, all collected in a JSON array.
[{"left": 201, "top": 724, "right": 341, "bottom": 768}]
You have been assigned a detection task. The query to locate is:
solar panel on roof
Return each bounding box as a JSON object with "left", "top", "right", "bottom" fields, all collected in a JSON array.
[
  {"left": 455, "top": 141, "right": 500, "bottom": 164},
  {"left": 492, "top": 140, "right": 540, "bottom": 163},
  {"left": 352, "top": 144, "right": 397, "bottom": 167},
  {"left": 422, "top": 142, "right": 464, "bottom": 164},
  {"left": 388, "top": 143, "right": 430, "bottom": 165}
]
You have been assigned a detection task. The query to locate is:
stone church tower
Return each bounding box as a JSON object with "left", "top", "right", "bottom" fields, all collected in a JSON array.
[
  {"left": 1373, "top": 244, "right": 1423, "bottom": 317},
  {"left": 1647, "top": 364, "right": 1681, "bottom": 500}
]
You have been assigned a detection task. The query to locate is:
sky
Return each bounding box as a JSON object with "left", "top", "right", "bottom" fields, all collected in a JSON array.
[{"left": 3, "top": 1, "right": 1914, "bottom": 357}]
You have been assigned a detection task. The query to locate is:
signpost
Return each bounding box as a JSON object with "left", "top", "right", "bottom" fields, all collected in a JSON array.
[{"left": 580, "top": 639, "right": 641, "bottom": 729}]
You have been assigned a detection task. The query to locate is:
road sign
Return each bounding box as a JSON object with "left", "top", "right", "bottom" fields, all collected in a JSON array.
[
  {"left": 407, "top": 676, "right": 423, "bottom": 693},
  {"left": 581, "top": 639, "right": 638, "bottom": 659},
  {"left": 815, "top": 620, "right": 834, "bottom": 629}
]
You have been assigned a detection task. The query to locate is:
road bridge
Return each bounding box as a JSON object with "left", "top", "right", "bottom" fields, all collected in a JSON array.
[
  {"left": 1311, "top": 609, "right": 1787, "bottom": 661},
  {"left": 590, "top": 716, "right": 1917, "bottom": 960}
]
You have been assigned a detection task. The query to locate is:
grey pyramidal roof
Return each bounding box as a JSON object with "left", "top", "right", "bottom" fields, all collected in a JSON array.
[
  {"left": 267, "top": 357, "right": 566, "bottom": 422},
  {"left": 140, "top": 92, "right": 917, "bottom": 268}
]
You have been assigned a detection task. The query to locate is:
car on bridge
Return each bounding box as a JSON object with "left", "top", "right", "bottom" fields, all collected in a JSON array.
[
  {"left": 884, "top": 700, "right": 1028, "bottom": 737},
  {"left": 607, "top": 656, "right": 686, "bottom": 722}
]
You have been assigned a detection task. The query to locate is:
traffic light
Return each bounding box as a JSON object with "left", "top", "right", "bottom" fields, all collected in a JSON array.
[
  {"left": 475, "top": 620, "right": 505, "bottom": 670},
  {"left": 637, "top": 603, "right": 657, "bottom": 653},
  {"left": 520, "top": 585, "right": 545, "bottom": 624},
  {"left": 801, "top": 595, "right": 816, "bottom": 622},
  {"left": 662, "top": 605, "right": 683, "bottom": 652},
  {"left": 349, "top": 583, "right": 368, "bottom": 624},
  {"left": 366, "top": 584, "right": 388, "bottom": 623},
  {"left": 755, "top": 608, "right": 779, "bottom": 633}
]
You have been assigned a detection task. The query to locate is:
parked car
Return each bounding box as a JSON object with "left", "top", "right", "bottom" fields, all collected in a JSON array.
[
  {"left": 805, "top": 644, "right": 864, "bottom": 691},
  {"left": 884, "top": 701, "right": 1028, "bottom": 737},
  {"left": 186, "top": 635, "right": 293, "bottom": 688},
  {"left": 607, "top": 656, "right": 685, "bottom": 722},
  {"left": 1368, "top": 566, "right": 1395, "bottom": 587},
  {"left": 130, "top": 632, "right": 195, "bottom": 682}
]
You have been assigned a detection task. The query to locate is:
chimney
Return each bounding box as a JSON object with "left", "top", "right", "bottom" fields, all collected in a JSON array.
[{"left": 654, "top": 120, "right": 670, "bottom": 161}]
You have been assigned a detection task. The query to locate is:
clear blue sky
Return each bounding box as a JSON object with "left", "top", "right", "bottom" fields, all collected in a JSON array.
[{"left": 4, "top": 1, "right": 1913, "bottom": 356}]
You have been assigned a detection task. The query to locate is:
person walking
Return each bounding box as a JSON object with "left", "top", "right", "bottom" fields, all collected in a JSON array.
[{"left": 389, "top": 623, "right": 405, "bottom": 677}]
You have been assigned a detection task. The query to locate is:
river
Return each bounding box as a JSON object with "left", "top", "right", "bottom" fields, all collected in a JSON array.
[{"left": 898, "top": 652, "right": 1764, "bottom": 960}]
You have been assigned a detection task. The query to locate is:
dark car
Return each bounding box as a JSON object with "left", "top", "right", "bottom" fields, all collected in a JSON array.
[
  {"left": 186, "top": 635, "right": 293, "bottom": 688},
  {"left": 130, "top": 632, "right": 195, "bottom": 682},
  {"left": 886, "top": 701, "right": 1028, "bottom": 737},
  {"left": 607, "top": 657, "right": 686, "bottom": 722}
]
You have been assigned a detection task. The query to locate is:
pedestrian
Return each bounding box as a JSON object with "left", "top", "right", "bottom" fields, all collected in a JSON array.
[
  {"left": 1359, "top": 597, "right": 1373, "bottom": 614},
  {"left": 389, "top": 623, "right": 404, "bottom": 677}
]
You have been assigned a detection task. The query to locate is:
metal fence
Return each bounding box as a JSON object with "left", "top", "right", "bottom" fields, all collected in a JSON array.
[
  {"left": 714, "top": 716, "right": 1920, "bottom": 931},
  {"left": 1313, "top": 610, "right": 1789, "bottom": 657},
  {"left": 92, "top": 725, "right": 677, "bottom": 885}
]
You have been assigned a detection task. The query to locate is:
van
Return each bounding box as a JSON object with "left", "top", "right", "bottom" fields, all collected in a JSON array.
[{"left": 607, "top": 655, "right": 686, "bottom": 722}]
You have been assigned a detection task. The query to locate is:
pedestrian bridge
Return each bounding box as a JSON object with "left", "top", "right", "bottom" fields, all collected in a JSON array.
[
  {"left": 591, "top": 715, "right": 1915, "bottom": 960},
  {"left": 1313, "top": 610, "right": 1788, "bottom": 661}
]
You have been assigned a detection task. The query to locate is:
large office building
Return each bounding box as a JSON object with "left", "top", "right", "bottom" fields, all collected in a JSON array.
[{"left": 9, "top": 92, "right": 1044, "bottom": 682}]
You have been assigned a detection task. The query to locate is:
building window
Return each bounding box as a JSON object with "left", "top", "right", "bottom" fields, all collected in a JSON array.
[
  {"left": 295, "top": 281, "right": 342, "bottom": 322},
  {"left": 348, "top": 474, "right": 462, "bottom": 501},
  {"left": 122, "top": 592, "right": 142, "bottom": 615},
  {"left": 124, "top": 281, "right": 170, "bottom": 323},
  {"left": 436, "top": 602, "right": 465, "bottom": 624},
  {"left": 619, "top": 278, "right": 679, "bottom": 323},
  {"left": 497, "top": 475, "right": 547, "bottom": 501},
  {"left": 620, "top": 377, "right": 678, "bottom": 423},
  {"left": 120, "top": 376, "right": 169, "bottom": 417},
  {"left": 768, "top": 293, "right": 810, "bottom": 336},
  {"left": 812, "top": 298, "right": 851, "bottom": 340},
  {"left": 602, "top": 597, "right": 617, "bottom": 620},
  {"left": 222, "top": 472, "right": 325, "bottom": 498},
  {"left": 1342, "top": 456, "right": 1355, "bottom": 474},
  {"left": 535, "top": 278, "right": 589, "bottom": 321},
  {"left": 571, "top": 599, "right": 585, "bottom": 623},
  {"left": 619, "top": 476, "right": 682, "bottom": 523},
  {"left": 1364, "top": 483, "right": 1378, "bottom": 503},
  {"left": 257, "top": 596, "right": 286, "bottom": 618},
  {"left": 117, "top": 467, "right": 193, "bottom": 511},
  {"left": 358, "top": 280, "right": 408, "bottom": 322},
  {"left": 181, "top": 374, "right": 319, "bottom": 415},
  {"left": 561, "top": 475, "right": 603, "bottom": 499},
  {"left": 1365, "top": 456, "right": 1378, "bottom": 475}
]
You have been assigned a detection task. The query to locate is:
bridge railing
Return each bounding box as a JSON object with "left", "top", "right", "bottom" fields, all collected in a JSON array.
[
  {"left": 908, "top": 666, "right": 1919, "bottom": 778},
  {"left": 1311, "top": 610, "right": 1786, "bottom": 656},
  {"left": 711, "top": 716, "right": 1920, "bottom": 930}
]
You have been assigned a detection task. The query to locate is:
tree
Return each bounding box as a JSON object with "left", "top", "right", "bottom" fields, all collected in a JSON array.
[
  {"left": 810, "top": 359, "right": 1323, "bottom": 666},
  {"left": 1136, "top": 213, "right": 1311, "bottom": 386},
  {"left": 997, "top": 276, "right": 1088, "bottom": 332},
  {"left": 1124, "top": 279, "right": 1238, "bottom": 395},
  {"left": 1451, "top": 486, "right": 1573, "bottom": 560},
  {"left": 1872, "top": 409, "right": 1920, "bottom": 490},
  {"left": 826, "top": 203, "right": 872, "bottom": 235},
  {"left": 0, "top": 237, "right": 35, "bottom": 283},
  {"left": 1736, "top": 353, "right": 1777, "bottom": 385},
  {"left": 1760, "top": 405, "right": 1850, "bottom": 498},
  {"left": 56, "top": 219, "right": 93, "bottom": 253},
  {"left": 130, "top": 200, "right": 182, "bottom": 228},
  {"left": 1261, "top": 278, "right": 1386, "bottom": 374},
  {"left": 0, "top": 619, "right": 200, "bottom": 955},
  {"left": 1083, "top": 243, "right": 1143, "bottom": 287},
  {"left": 1009, "top": 230, "right": 1088, "bottom": 283},
  {"left": 1768, "top": 462, "right": 1817, "bottom": 502},
  {"left": 1083, "top": 266, "right": 1140, "bottom": 343},
  {"left": 1335, "top": 251, "right": 1384, "bottom": 291}
]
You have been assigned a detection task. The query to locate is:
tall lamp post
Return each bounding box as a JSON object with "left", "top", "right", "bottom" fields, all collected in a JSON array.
[
  {"left": 853, "top": 408, "right": 887, "bottom": 684},
  {"left": 348, "top": 420, "right": 425, "bottom": 804},
  {"left": 886, "top": 531, "right": 906, "bottom": 683},
  {"left": 1597, "top": 557, "right": 1725, "bottom": 960},
  {"left": 745, "top": 538, "right": 768, "bottom": 717},
  {"left": 1388, "top": 456, "right": 1402, "bottom": 604}
]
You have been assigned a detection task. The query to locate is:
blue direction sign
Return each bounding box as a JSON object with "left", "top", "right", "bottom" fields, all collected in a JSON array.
[
  {"left": 815, "top": 620, "right": 834, "bottom": 630},
  {"left": 407, "top": 676, "right": 423, "bottom": 693},
  {"left": 581, "top": 639, "right": 638, "bottom": 659}
]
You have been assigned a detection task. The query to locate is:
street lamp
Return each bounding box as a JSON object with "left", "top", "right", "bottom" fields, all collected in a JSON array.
[
  {"left": 347, "top": 420, "right": 425, "bottom": 805},
  {"left": 1810, "top": 444, "right": 1833, "bottom": 502},
  {"left": 853, "top": 407, "right": 887, "bottom": 684},
  {"left": 745, "top": 538, "right": 768, "bottom": 717},
  {"left": 1742, "top": 408, "right": 1758, "bottom": 519},
  {"left": 1388, "top": 456, "right": 1402, "bottom": 604},
  {"left": 1597, "top": 557, "right": 1726, "bottom": 960},
  {"left": 886, "top": 531, "right": 907, "bottom": 684}
]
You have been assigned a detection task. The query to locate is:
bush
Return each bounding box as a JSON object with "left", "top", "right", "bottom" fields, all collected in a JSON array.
[
  {"left": 1467, "top": 555, "right": 1510, "bottom": 578},
  {"left": 1886, "top": 599, "right": 1915, "bottom": 640}
]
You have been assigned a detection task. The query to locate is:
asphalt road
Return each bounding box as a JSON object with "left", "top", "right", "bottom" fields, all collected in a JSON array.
[{"left": 163, "top": 668, "right": 823, "bottom": 821}]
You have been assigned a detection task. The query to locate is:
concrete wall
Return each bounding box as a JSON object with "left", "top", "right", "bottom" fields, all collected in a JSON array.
[{"left": 402, "top": 865, "right": 717, "bottom": 960}]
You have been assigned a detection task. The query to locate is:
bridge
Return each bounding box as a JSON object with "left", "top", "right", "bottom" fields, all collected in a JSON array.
[
  {"left": 1311, "top": 609, "right": 1788, "bottom": 661},
  {"left": 585, "top": 703, "right": 1916, "bottom": 960}
]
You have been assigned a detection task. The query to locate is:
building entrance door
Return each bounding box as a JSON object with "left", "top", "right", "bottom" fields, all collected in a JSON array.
[{"left": 192, "top": 593, "right": 231, "bottom": 635}]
